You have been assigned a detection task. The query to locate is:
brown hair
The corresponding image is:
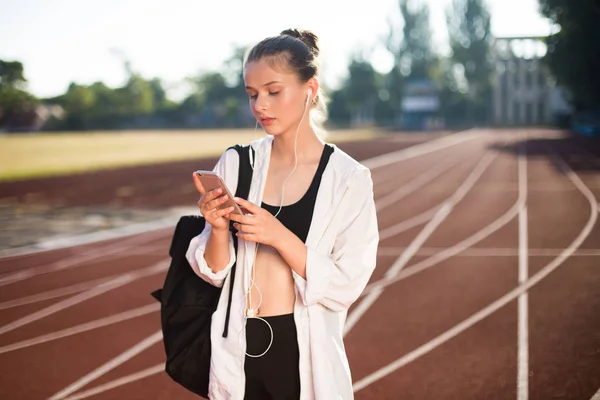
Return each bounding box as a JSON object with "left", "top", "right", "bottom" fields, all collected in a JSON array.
[{"left": 244, "top": 29, "right": 328, "bottom": 127}]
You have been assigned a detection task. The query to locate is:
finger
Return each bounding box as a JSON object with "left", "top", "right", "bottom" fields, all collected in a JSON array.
[
  {"left": 240, "top": 207, "right": 252, "bottom": 215},
  {"left": 198, "top": 192, "right": 223, "bottom": 210},
  {"left": 205, "top": 194, "right": 228, "bottom": 211},
  {"left": 203, "top": 188, "right": 224, "bottom": 204},
  {"left": 197, "top": 199, "right": 208, "bottom": 214},
  {"left": 216, "top": 206, "right": 235, "bottom": 218},
  {"left": 234, "top": 197, "right": 260, "bottom": 214},
  {"left": 236, "top": 231, "right": 257, "bottom": 242},
  {"left": 192, "top": 173, "right": 206, "bottom": 195},
  {"left": 233, "top": 222, "right": 256, "bottom": 233},
  {"left": 228, "top": 213, "right": 254, "bottom": 225},
  {"left": 203, "top": 205, "right": 225, "bottom": 220},
  {"left": 228, "top": 213, "right": 243, "bottom": 223}
]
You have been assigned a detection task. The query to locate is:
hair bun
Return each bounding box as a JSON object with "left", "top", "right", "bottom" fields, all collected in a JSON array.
[{"left": 280, "top": 28, "right": 320, "bottom": 57}]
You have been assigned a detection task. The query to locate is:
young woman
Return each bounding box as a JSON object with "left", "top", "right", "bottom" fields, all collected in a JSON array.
[{"left": 187, "top": 28, "right": 379, "bottom": 400}]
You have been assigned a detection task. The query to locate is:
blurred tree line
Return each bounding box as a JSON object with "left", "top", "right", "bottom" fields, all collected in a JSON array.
[
  {"left": 539, "top": 0, "right": 600, "bottom": 112},
  {"left": 1, "top": 0, "right": 596, "bottom": 132},
  {"left": 0, "top": 60, "right": 39, "bottom": 129}
]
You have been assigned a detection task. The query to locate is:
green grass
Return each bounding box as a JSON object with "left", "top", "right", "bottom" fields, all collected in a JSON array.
[{"left": 0, "top": 128, "right": 386, "bottom": 182}]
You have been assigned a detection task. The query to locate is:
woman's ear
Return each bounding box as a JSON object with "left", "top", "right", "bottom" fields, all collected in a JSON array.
[{"left": 306, "top": 77, "right": 320, "bottom": 103}]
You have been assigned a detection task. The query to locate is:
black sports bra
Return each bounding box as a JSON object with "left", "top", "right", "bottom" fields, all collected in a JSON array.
[{"left": 261, "top": 144, "right": 334, "bottom": 243}]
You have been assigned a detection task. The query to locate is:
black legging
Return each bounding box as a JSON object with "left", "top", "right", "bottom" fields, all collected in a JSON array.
[{"left": 244, "top": 313, "right": 301, "bottom": 400}]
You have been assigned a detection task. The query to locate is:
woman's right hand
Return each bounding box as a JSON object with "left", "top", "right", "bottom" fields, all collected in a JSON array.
[{"left": 193, "top": 173, "right": 235, "bottom": 232}]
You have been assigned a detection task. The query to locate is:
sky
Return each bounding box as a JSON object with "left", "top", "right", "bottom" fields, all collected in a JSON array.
[{"left": 0, "top": 0, "right": 554, "bottom": 99}]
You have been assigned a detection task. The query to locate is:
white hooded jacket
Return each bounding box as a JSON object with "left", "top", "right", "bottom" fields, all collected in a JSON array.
[{"left": 186, "top": 135, "right": 379, "bottom": 399}]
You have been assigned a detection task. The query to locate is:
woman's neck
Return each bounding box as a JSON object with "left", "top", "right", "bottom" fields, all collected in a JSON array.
[{"left": 271, "top": 124, "right": 324, "bottom": 165}]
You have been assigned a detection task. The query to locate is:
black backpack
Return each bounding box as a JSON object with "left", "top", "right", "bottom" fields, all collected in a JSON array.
[{"left": 151, "top": 144, "right": 254, "bottom": 398}]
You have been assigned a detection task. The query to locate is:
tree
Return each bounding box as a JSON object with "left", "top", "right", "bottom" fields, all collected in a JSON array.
[
  {"left": 88, "top": 82, "right": 119, "bottom": 115},
  {"left": 386, "top": 0, "right": 437, "bottom": 80},
  {"left": 381, "top": 65, "right": 406, "bottom": 125},
  {"left": 446, "top": 0, "right": 494, "bottom": 124},
  {"left": 148, "top": 78, "right": 169, "bottom": 109},
  {"left": 0, "top": 60, "right": 38, "bottom": 130},
  {"left": 0, "top": 60, "right": 27, "bottom": 88},
  {"left": 196, "top": 72, "right": 232, "bottom": 104},
  {"left": 434, "top": 58, "right": 471, "bottom": 127},
  {"left": 379, "top": 0, "right": 438, "bottom": 126},
  {"left": 180, "top": 70, "right": 245, "bottom": 127},
  {"left": 327, "top": 52, "right": 388, "bottom": 127},
  {"left": 222, "top": 45, "right": 248, "bottom": 91},
  {"left": 539, "top": 0, "right": 600, "bottom": 111},
  {"left": 328, "top": 88, "right": 352, "bottom": 126},
  {"left": 60, "top": 83, "right": 96, "bottom": 130},
  {"left": 119, "top": 75, "right": 155, "bottom": 114},
  {"left": 345, "top": 57, "right": 381, "bottom": 125},
  {"left": 64, "top": 83, "right": 95, "bottom": 113}
]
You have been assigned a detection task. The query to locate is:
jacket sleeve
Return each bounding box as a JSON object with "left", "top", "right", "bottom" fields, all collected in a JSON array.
[
  {"left": 292, "top": 167, "right": 379, "bottom": 311},
  {"left": 186, "top": 149, "right": 240, "bottom": 288}
]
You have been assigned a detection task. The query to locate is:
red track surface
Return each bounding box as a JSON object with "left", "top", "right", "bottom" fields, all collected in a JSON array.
[{"left": 1, "top": 129, "right": 599, "bottom": 400}]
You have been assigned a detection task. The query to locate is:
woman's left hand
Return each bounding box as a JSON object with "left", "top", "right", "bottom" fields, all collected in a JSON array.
[{"left": 229, "top": 197, "right": 285, "bottom": 247}]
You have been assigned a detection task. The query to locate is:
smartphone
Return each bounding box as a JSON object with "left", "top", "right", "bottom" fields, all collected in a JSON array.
[{"left": 194, "top": 170, "right": 243, "bottom": 215}]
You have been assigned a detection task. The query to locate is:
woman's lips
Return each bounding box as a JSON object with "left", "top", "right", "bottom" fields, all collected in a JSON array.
[{"left": 261, "top": 117, "right": 276, "bottom": 126}]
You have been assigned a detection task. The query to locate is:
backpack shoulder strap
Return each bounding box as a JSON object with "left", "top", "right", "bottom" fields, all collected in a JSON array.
[
  {"left": 228, "top": 144, "right": 254, "bottom": 200},
  {"left": 222, "top": 144, "right": 254, "bottom": 338}
]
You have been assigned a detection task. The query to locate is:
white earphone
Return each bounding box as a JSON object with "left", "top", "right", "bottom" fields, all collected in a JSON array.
[{"left": 243, "top": 85, "right": 313, "bottom": 358}]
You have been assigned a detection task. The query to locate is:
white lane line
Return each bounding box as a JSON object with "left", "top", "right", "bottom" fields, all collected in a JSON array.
[
  {"left": 48, "top": 330, "right": 164, "bottom": 400},
  {"left": 352, "top": 139, "right": 598, "bottom": 394},
  {"left": 0, "top": 262, "right": 169, "bottom": 310},
  {"left": 0, "top": 136, "right": 475, "bottom": 293},
  {"left": 0, "top": 260, "right": 167, "bottom": 335},
  {"left": 379, "top": 208, "right": 437, "bottom": 241},
  {"left": 344, "top": 151, "right": 498, "bottom": 336},
  {"left": 0, "top": 215, "right": 177, "bottom": 259},
  {"left": 0, "top": 276, "right": 115, "bottom": 311},
  {"left": 565, "top": 145, "right": 600, "bottom": 216},
  {"left": 590, "top": 387, "right": 600, "bottom": 400},
  {"left": 0, "top": 138, "right": 478, "bottom": 315},
  {"left": 0, "top": 280, "right": 131, "bottom": 336},
  {"left": 113, "top": 248, "right": 166, "bottom": 257},
  {"left": 62, "top": 364, "right": 164, "bottom": 400},
  {"left": 0, "top": 131, "right": 479, "bottom": 261},
  {"left": 0, "top": 303, "right": 159, "bottom": 354},
  {"left": 363, "top": 129, "right": 477, "bottom": 170},
  {"left": 374, "top": 139, "right": 482, "bottom": 238},
  {"left": 372, "top": 148, "right": 455, "bottom": 190},
  {"left": 36, "top": 133, "right": 485, "bottom": 398},
  {"left": 34, "top": 134, "right": 480, "bottom": 397},
  {"left": 0, "top": 230, "right": 168, "bottom": 287},
  {"left": 376, "top": 153, "right": 465, "bottom": 213},
  {"left": 377, "top": 147, "right": 490, "bottom": 241},
  {"left": 376, "top": 247, "right": 600, "bottom": 257},
  {"left": 362, "top": 190, "right": 525, "bottom": 298},
  {"left": 348, "top": 203, "right": 452, "bottom": 336},
  {"left": 518, "top": 139, "right": 529, "bottom": 400}
]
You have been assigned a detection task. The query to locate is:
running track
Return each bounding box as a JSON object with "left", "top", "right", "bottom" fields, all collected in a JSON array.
[{"left": 1, "top": 129, "right": 599, "bottom": 399}]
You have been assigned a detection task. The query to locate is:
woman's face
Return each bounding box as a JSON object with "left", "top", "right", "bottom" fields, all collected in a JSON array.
[{"left": 244, "top": 59, "right": 311, "bottom": 136}]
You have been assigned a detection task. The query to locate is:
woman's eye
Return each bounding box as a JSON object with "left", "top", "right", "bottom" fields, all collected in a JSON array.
[{"left": 248, "top": 91, "right": 278, "bottom": 99}]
